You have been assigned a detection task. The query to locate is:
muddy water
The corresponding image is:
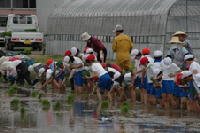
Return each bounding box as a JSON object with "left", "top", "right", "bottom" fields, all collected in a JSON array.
[{"left": 0, "top": 88, "right": 200, "bottom": 133}]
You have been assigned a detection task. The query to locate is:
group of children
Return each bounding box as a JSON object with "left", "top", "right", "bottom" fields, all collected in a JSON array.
[{"left": 0, "top": 31, "right": 199, "bottom": 113}]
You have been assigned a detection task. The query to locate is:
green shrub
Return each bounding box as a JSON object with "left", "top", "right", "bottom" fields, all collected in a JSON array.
[
  {"left": 53, "top": 102, "right": 62, "bottom": 110},
  {"left": 101, "top": 101, "right": 109, "bottom": 109},
  {"left": 31, "top": 91, "right": 37, "bottom": 97},
  {"left": 67, "top": 94, "right": 74, "bottom": 103}
]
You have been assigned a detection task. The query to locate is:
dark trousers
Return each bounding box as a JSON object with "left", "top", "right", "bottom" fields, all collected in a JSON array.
[
  {"left": 97, "top": 47, "right": 107, "bottom": 63},
  {"left": 16, "top": 62, "right": 32, "bottom": 86}
]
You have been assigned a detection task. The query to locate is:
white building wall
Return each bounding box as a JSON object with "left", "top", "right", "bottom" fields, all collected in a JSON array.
[{"left": 36, "top": 0, "right": 68, "bottom": 35}]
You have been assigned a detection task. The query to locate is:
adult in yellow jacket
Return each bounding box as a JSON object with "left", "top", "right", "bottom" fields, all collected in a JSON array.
[{"left": 112, "top": 25, "right": 133, "bottom": 71}]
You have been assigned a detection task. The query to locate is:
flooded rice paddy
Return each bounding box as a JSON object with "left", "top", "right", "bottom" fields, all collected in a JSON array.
[{"left": 0, "top": 86, "right": 200, "bottom": 133}]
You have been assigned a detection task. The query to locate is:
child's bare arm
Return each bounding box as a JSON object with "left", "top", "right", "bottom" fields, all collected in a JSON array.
[
  {"left": 130, "top": 75, "right": 136, "bottom": 87},
  {"left": 141, "top": 68, "right": 146, "bottom": 84},
  {"left": 155, "top": 73, "right": 163, "bottom": 80}
]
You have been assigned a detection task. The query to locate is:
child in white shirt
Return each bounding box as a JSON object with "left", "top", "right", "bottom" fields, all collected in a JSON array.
[
  {"left": 185, "top": 54, "right": 200, "bottom": 113},
  {"left": 67, "top": 55, "right": 85, "bottom": 94},
  {"left": 140, "top": 57, "right": 160, "bottom": 106},
  {"left": 141, "top": 48, "right": 154, "bottom": 103},
  {"left": 160, "top": 57, "right": 181, "bottom": 110},
  {"left": 131, "top": 49, "right": 146, "bottom": 104},
  {"left": 84, "top": 54, "right": 112, "bottom": 102},
  {"left": 109, "top": 71, "right": 127, "bottom": 101}
]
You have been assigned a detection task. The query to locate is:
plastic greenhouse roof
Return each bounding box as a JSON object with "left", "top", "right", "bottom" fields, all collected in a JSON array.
[
  {"left": 50, "top": 0, "right": 177, "bottom": 17},
  {"left": 48, "top": 0, "right": 200, "bottom": 36}
]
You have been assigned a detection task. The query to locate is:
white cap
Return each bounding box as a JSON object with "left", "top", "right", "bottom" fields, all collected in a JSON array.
[
  {"left": 81, "top": 32, "right": 91, "bottom": 41},
  {"left": 113, "top": 24, "right": 123, "bottom": 32},
  {"left": 86, "top": 48, "right": 93, "bottom": 54},
  {"left": 108, "top": 67, "right": 117, "bottom": 73},
  {"left": 154, "top": 50, "right": 163, "bottom": 57},
  {"left": 114, "top": 71, "right": 121, "bottom": 80},
  {"left": 28, "top": 65, "right": 34, "bottom": 72},
  {"left": 0, "top": 56, "right": 9, "bottom": 64},
  {"left": 64, "top": 56, "right": 70, "bottom": 63},
  {"left": 162, "top": 57, "right": 172, "bottom": 69},
  {"left": 182, "top": 71, "right": 192, "bottom": 79},
  {"left": 184, "top": 54, "right": 194, "bottom": 60},
  {"left": 1, "top": 61, "right": 10, "bottom": 70},
  {"left": 71, "top": 47, "right": 78, "bottom": 56},
  {"left": 124, "top": 72, "right": 131, "bottom": 80},
  {"left": 39, "top": 68, "right": 45, "bottom": 77},
  {"left": 131, "top": 49, "right": 139, "bottom": 59}
]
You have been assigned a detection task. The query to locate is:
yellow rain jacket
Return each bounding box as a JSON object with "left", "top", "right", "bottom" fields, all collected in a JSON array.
[{"left": 112, "top": 34, "right": 133, "bottom": 70}]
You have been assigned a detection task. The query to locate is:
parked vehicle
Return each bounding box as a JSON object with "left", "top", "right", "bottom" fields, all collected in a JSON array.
[
  {"left": 0, "top": 15, "right": 7, "bottom": 47},
  {"left": 0, "top": 31, "right": 5, "bottom": 46},
  {"left": 4, "top": 14, "right": 43, "bottom": 51}
]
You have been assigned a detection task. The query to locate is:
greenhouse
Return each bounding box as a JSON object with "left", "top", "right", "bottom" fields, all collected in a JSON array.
[{"left": 46, "top": 0, "right": 200, "bottom": 60}]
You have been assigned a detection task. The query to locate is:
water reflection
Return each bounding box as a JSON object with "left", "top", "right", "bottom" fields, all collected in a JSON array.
[{"left": 0, "top": 93, "right": 200, "bottom": 132}]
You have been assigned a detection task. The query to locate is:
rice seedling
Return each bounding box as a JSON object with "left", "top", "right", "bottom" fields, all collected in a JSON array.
[
  {"left": 82, "top": 71, "right": 90, "bottom": 77},
  {"left": 101, "top": 101, "right": 109, "bottom": 109},
  {"left": 8, "top": 86, "right": 18, "bottom": 97},
  {"left": 53, "top": 102, "right": 62, "bottom": 110},
  {"left": 38, "top": 93, "right": 43, "bottom": 100},
  {"left": 10, "top": 99, "right": 19, "bottom": 105},
  {"left": 121, "top": 106, "right": 129, "bottom": 113},
  {"left": 10, "top": 99, "right": 19, "bottom": 111},
  {"left": 41, "top": 99, "right": 50, "bottom": 106},
  {"left": 123, "top": 102, "right": 131, "bottom": 108},
  {"left": 67, "top": 94, "right": 74, "bottom": 103},
  {"left": 20, "top": 107, "right": 27, "bottom": 115},
  {"left": 41, "top": 99, "right": 50, "bottom": 111},
  {"left": 31, "top": 91, "right": 37, "bottom": 97}
]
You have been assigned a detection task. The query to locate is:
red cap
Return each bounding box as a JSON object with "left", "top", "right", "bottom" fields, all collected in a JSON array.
[
  {"left": 139, "top": 57, "right": 148, "bottom": 66},
  {"left": 142, "top": 48, "right": 150, "bottom": 55},
  {"left": 65, "top": 50, "right": 71, "bottom": 56},
  {"left": 85, "top": 54, "right": 95, "bottom": 61},
  {"left": 84, "top": 47, "right": 89, "bottom": 53},
  {"left": 47, "top": 59, "right": 53, "bottom": 69},
  {"left": 101, "top": 63, "right": 107, "bottom": 68},
  {"left": 176, "top": 73, "right": 183, "bottom": 86},
  {"left": 9, "top": 57, "right": 20, "bottom": 61}
]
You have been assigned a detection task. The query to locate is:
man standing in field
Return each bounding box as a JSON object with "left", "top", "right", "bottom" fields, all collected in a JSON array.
[{"left": 112, "top": 24, "right": 133, "bottom": 71}]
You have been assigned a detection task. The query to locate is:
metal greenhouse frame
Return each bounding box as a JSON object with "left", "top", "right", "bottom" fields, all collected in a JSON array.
[{"left": 46, "top": 0, "right": 200, "bottom": 61}]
